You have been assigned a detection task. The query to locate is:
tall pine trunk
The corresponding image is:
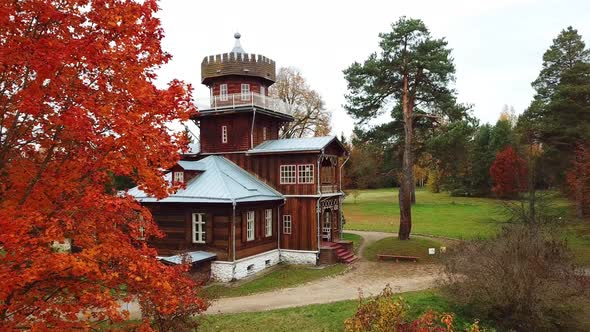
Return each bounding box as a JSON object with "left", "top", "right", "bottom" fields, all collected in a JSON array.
[{"left": 399, "top": 75, "right": 413, "bottom": 240}]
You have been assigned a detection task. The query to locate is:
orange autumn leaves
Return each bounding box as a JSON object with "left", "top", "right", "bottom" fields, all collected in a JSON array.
[{"left": 0, "top": 1, "right": 205, "bottom": 331}]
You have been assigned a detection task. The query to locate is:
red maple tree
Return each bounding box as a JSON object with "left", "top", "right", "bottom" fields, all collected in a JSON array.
[
  {"left": 566, "top": 145, "right": 590, "bottom": 218},
  {"left": 490, "top": 146, "right": 528, "bottom": 199},
  {"left": 0, "top": 1, "right": 206, "bottom": 330}
]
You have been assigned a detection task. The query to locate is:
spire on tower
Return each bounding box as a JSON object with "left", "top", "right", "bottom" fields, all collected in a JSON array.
[{"left": 231, "top": 32, "right": 245, "bottom": 54}]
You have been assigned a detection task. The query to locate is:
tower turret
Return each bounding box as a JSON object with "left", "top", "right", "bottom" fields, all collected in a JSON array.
[
  {"left": 201, "top": 33, "right": 276, "bottom": 86},
  {"left": 194, "top": 34, "right": 293, "bottom": 154}
]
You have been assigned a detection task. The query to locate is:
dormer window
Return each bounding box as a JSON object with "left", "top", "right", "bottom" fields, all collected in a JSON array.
[
  {"left": 221, "top": 125, "right": 228, "bottom": 143},
  {"left": 173, "top": 171, "right": 184, "bottom": 183},
  {"left": 220, "top": 84, "right": 228, "bottom": 101},
  {"left": 241, "top": 83, "right": 250, "bottom": 100}
]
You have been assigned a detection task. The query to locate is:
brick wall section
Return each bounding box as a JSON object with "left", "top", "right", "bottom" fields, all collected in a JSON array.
[{"left": 210, "top": 77, "right": 268, "bottom": 96}]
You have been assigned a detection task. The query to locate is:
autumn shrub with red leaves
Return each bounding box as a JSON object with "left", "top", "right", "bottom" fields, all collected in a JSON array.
[
  {"left": 0, "top": 0, "right": 208, "bottom": 330},
  {"left": 490, "top": 146, "right": 528, "bottom": 199},
  {"left": 344, "top": 286, "right": 486, "bottom": 332},
  {"left": 566, "top": 144, "right": 590, "bottom": 218}
]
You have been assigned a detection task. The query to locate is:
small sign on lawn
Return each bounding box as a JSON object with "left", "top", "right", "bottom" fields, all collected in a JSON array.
[{"left": 428, "top": 248, "right": 436, "bottom": 255}]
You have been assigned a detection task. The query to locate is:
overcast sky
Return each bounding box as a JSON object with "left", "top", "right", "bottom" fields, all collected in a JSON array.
[{"left": 154, "top": 0, "right": 590, "bottom": 137}]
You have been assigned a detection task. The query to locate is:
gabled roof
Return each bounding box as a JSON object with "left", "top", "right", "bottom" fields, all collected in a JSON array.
[
  {"left": 248, "top": 136, "right": 346, "bottom": 154},
  {"left": 128, "top": 156, "right": 283, "bottom": 204},
  {"left": 177, "top": 160, "right": 206, "bottom": 171}
]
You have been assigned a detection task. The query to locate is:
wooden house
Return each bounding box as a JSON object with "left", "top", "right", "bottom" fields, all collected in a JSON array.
[{"left": 128, "top": 34, "right": 353, "bottom": 282}]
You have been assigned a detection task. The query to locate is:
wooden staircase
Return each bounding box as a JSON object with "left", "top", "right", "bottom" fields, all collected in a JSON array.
[{"left": 323, "top": 242, "right": 357, "bottom": 264}]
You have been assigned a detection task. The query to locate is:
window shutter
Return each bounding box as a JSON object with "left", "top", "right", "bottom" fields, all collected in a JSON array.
[
  {"left": 241, "top": 212, "right": 247, "bottom": 243},
  {"left": 206, "top": 214, "right": 213, "bottom": 244},
  {"left": 254, "top": 210, "right": 264, "bottom": 240}
]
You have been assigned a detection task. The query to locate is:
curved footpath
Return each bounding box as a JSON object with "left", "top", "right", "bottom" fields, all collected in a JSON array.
[{"left": 206, "top": 230, "right": 441, "bottom": 314}]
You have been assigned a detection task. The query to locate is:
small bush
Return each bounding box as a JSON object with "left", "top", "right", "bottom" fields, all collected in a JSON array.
[
  {"left": 442, "top": 224, "right": 588, "bottom": 331},
  {"left": 344, "top": 286, "right": 486, "bottom": 332}
]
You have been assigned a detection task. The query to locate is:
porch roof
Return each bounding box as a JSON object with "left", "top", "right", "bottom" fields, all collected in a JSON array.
[
  {"left": 248, "top": 135, "right": 345, "bottom": 154},
  {"left": 157, "top": 251, "right": 217, "bottom": 265}
]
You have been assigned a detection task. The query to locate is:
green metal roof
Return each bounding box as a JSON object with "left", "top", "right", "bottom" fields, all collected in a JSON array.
[
  {"left": 128, "top": 156, "right": 283, "bottom": 204},
  {"left": 248, "top": 136, "right": 341, "bottom": 154}
]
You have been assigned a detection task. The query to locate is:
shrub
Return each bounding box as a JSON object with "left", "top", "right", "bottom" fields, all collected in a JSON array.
[
  {"left": 442, "top": 224, "right": 588, "bottom": 331},
  {"left": 566, "top": 144, "right": 590, "bottom": 218},
  {"left": 344, "top": 286, "right": 486, "bottom": 332}
]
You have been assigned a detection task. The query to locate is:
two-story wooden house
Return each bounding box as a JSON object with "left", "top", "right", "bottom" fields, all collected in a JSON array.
[{"left": 128, "top": 34, "right": 352, "bottom": 282}]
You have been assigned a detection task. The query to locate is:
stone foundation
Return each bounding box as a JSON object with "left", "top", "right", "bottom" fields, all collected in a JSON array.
[
  {"left": 210, "top": 249, "right": 319, "bottom": 282},
  {"left": 211, "top": 250, "right": 280, "bottom": 282},
  {"left": 279, "top": 249, "right": 318, "bottom": 265}
]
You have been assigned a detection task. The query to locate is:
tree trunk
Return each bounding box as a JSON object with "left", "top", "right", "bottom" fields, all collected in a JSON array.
[
  {"left": 528, "top": 146, "right": 536, "bottom": 223},
  {"left": 411, "top": 180, "right": 416, "bottom": 205},
  {"left": 398, "top": 75, "right": 413, "bottom": 240}
]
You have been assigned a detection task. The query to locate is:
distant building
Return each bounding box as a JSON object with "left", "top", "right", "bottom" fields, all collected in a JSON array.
[{"left": 128, "top": 34, "right": 353, "bottom": 282}]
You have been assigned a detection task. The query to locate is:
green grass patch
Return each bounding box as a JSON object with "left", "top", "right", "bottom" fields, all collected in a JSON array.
[
  {"left": 343, "top": 188, "right": 505, "bottom": 239},
  {"left": 202, "top": 264, "right": 347, "bottom": 299},
  {"left": 199, "top": 290, "right": 490, "bottom": 332},
  {"left": 363, "top": 236, "right": 445, "bottom": 263},
  {"left": 341, "top": 232, "right": 363, "bottom": 253}
]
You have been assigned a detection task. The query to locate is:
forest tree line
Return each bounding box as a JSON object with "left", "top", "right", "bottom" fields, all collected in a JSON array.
[{"left": 343, "top": 26, "right": 590, "bottom": 218}]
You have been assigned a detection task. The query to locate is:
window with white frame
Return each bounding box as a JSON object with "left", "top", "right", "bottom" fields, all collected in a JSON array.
[
  {"left": 263, "top": 127, "right": 267, "bottom": 141},
  {"left": 246, "top": 211, "right": 255, "bottom": 241},
  {"left": 220, "top": 84, "right": 228, "bottom": 101},
  {"left": 192, "top": 213, "right": 206, "bottom": 244},
  {"left": 173, "top": 171, "right": 184, "bottom": 183},
  {"left": 221, "top": 125, "right": 228, "bottom": 143},
  {"left": 260, "top": 85, "right": 266, "bottom": 96},
  {"left": 241, "top": 83, "right": 250, "bottom": 100},
  {"left": 298, "top": 164, "right": 314, "bottom": 184},
  {"left": 265, "top": 209, "right": 272, "bottom": 237},
  {"left": 283, "top": 215, "right": 292, "bottom": 234},
  {"left": 280, "top": 165, "right": 296, "bottom": 184}
]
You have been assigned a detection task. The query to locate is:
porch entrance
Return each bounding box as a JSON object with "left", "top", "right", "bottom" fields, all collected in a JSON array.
[{"left": 322, "top": 209, "right": 332, "bottom": 242}]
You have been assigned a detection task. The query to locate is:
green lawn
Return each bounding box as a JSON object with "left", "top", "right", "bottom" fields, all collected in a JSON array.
[
  {"left": 341, "top": 232, "right": 363, "bottom": 253},
  {"left": 202, "top": 264, "right": 347, "bottom": 298},
  {"left": 343, "top": 188, "right": 590, "bottom": 265},
  {"left": 363, "top": 236, "right": 445, "bottom": 263},
  {"left": 343, "top": 188, "right": 506, "bottom": 239},
  {"left": 199, "top": 290, "right": 488, "bottom": 332}
]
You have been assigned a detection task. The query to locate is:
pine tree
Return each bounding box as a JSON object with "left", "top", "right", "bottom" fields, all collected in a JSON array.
[{"left": 343, "top": 17, "right": 455, "bottom": 239}]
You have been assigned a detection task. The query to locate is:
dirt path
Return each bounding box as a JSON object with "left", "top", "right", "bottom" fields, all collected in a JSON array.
[{"left": 206, "top": 230, "right": 442, "bottom": 314}]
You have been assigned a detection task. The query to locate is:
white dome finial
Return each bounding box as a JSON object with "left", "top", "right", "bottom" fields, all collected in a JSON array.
[{"left": 231, "top": 32, "right": 245, "bottom": 53}]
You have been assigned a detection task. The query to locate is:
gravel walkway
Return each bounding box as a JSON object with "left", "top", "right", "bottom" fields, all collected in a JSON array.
[{"left": 206, "top": 230, "right": 442, "bottom": 314}]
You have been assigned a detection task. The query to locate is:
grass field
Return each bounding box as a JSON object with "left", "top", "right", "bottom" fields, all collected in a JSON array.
[
  {"left": 343, "top": 188, "right": 590, "bottom": 265},
  {"left": 343, "top": 188, "right": 506, "bottom": 239},
  {"left": 363, "top": 237, "right": 445, "bottom": 263},
  {"left": 199, "top": 290, "right": 487, "bottom": 332},
  {"left": 202, "top": 264, "right": 347, "bottom": 299}
]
